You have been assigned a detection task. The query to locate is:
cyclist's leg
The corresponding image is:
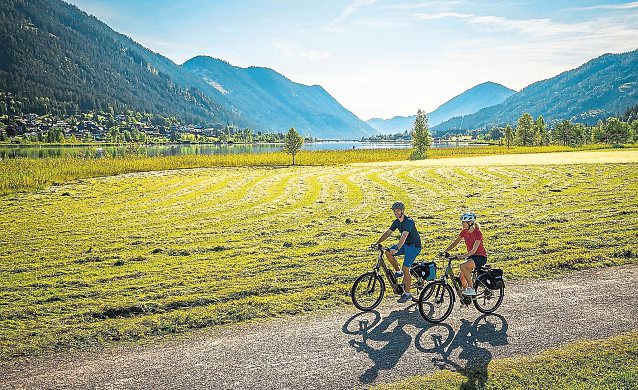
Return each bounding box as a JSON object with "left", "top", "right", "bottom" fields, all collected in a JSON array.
[
  {"left": 386, "top": 244, "right": 402, "bottom": 271},
  {"left": 402, "top": 245, "right": 421, "bottom": 293},
  {"left": 459, "top": 258, "right": 476, "bottom": 289},
  {"left": 469, "top": 255, "right": 487, "bottom": 286},
  {"left": 471, "top": 255, "right": 487, "bottom": 269}
]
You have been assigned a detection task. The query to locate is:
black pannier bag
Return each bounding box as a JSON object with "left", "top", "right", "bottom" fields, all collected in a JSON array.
[
  {"left": 479, "top": 268, "right": 504, "bottom": 290},
  {"left": 410, "top": 261, "right": 437, "bottom": 281}
]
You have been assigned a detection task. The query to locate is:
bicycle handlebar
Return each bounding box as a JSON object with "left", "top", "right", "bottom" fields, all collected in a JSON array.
[
  {"left": 370, "top": 243, "right": 392, "bottom": 252},
  {"left": 438, "top": 251, "right": 453, "bottom": 259}
]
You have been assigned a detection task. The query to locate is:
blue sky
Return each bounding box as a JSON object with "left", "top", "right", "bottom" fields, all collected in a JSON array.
[{"left": 66, "top": 0, "right": 638, "bottom": 120}]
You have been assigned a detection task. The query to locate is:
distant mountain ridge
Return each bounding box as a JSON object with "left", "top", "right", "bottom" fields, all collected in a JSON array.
[
  {"left": 0, "top": 0, "right": 377, "bottom": 139},
  {"left": 433, "top": 50, "right": 638, "bottom": 132},
  {"left": 182, "top": 56, "right": 378, "bottom": 139},
  {"left": 367, "top": 82, "right": 515, "bottom": 134}
]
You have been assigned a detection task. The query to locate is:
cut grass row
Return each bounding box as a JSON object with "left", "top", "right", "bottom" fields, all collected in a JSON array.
[
  {"left": 1, "top": 162, "right": 636, "bottom": 360},
  {"left": 0, "top": 144, "right": 624, "bottom": 195},
  {"left": 374, "top": 330, "right": 638, "bottom": 389}
]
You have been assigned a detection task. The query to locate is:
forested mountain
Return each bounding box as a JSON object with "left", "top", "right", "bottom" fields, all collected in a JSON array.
[
  {"left": 367, "top": 82, "right": 515, "bottom": 134},
  {"left": 434, "top": 50, "right": 638, "bottom": 132},
  {"left": 0, "top": 0, "right": 377, "bottom": 138},
  {"left": 182, "top": 57, "right": 378, "bottom": 139},
  {"left": 0, "top": 0, "right": 238, "bottom": 124}
]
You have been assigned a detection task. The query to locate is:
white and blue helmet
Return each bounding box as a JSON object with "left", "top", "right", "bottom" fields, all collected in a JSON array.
[{"left": 460, "top": 212, "right": 476, "bottom": 223}]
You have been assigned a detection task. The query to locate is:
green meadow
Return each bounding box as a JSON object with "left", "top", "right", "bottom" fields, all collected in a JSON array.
[{"left": 1, "top": 150, "right": 637, "bottom": 360}]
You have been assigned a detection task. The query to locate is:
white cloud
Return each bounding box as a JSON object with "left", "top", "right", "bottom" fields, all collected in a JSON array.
[
  {"left": 328, "top": 0, "right": 377, "bottom": 31},
  {"left": 415, "top": 12, "right": 472, "bottom": 20},
  {"left": 385, "top": 1, "right": 467, "bottom": 11},
  {"left": 577, "top": 1, "right": 638, "bottom": 10},
  {"left": 341, "top": 0, "right": 377, "bottom": 17}
]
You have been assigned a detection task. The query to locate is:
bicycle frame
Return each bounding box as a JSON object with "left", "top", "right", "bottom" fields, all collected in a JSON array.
[
  {"left": 440, "top": 255, "right": 476, "bottom": 304},
  {"left": 373, "top": 246, "right": 404, "bottom": 295}
]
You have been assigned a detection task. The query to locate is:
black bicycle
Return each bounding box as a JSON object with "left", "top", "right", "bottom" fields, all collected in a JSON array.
[
  {"left": 418, "top": 251, "right": 505, "bottom": 323},
  {"left": 351, "top": 244, "right": 435, "bottom": 311}
]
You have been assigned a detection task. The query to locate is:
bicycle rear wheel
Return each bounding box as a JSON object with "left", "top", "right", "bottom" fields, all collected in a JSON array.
[
  {"left": 418, "top": 281, "right": 454, "bottom": 323},
  {"left": 351, "top": 272, "right": 385, "bottom": 311},
  {"left": 473, "top": 278, "right": 504, "bottom": 313}
]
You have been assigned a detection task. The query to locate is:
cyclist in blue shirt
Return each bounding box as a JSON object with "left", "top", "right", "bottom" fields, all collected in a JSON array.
[{"left": 374, "top": 201, "right": 422, "bottom": 303}]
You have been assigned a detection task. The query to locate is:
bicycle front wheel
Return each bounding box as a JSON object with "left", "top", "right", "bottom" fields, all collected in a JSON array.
[
  {"left": 473, "top": 278, "right": 504, "bottom": 313},
  {"left": 418, "top": 281, "right": 454, "bottom": 323},
  {"left": 351, "top": 272, "right": 385, "bottom": 311}
]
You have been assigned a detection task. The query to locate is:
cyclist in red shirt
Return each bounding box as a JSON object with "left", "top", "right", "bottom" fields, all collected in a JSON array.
[{"left": 442, "top": 212, "right": 487, "bottom": 296}]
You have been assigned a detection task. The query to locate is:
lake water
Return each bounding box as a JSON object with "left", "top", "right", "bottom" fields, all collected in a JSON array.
[{"left": 0, "top": 141, "right": 483, "bottom": 159}]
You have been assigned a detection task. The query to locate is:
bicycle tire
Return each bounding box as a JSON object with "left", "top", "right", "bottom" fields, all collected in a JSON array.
[
  {"left": 418, "top": 281, "right": 454, "bottom": 323},
  {"left": 473, "top": 278, "right": 504, "bottom": 314},
  {"left": 351, "top": 272, "right": 385, "bottom": 311}
]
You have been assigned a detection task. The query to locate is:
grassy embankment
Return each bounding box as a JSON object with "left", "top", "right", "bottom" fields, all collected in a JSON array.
[
  {"left": 0, "top": 144, "right": 624, "bottom": 195},
  {"left": 1, "top": 157, "right": 637, "bottom": 360},
  {"left": 375, "top": 331, "right": 638, "bottom": 389}
]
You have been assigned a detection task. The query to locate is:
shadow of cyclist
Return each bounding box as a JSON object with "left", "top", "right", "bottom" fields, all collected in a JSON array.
[
  {"left": 342, "top": 305, "right": 429, "bottom": 384},
  {"left": 415, "top": 313, "right": 509, "bottom": 389}
]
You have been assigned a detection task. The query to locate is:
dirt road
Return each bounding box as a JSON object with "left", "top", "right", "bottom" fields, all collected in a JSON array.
[{"left": 2, "top": 264, "right": 637, "bottom": 389}]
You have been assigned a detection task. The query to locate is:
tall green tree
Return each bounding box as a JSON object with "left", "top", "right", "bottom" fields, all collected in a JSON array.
[
  {"left": 516, "top": 113, "right": 536, "bottom": 146},
  {"left": 602, "top": 117, "right": 630, "bottom": 145},
  {"left": 487, "top": 126, "right": 503, "bottom": 141},
  {"left": 504, "top": 124, "right": 513, "bottom": 148},
  {"left": 535, "top": 116, "right": 548, "bottom": 146},
  {"left": 592, "top": 120, "right": 606, "bottom": 143},
  {"left": 284, "top": 127, "right": 303, "bottom": 166},
  {"left": 631, "top": 120, "right": 638, "bottom": 142},
  {"left": 410, "top": 109, "right": 432, "bottom": 159},
  {"left": 553, "top": 120, "right": 573, "bottom": 146}
]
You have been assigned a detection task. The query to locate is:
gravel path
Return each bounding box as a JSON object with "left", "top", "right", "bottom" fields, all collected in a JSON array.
[{"left": 2, "top": 264, "right": 637, "bottom": 389}]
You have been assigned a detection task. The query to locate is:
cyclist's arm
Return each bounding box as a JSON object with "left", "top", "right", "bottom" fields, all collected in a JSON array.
[
  {"left": 396, "top": 231, "right": 409, "bottom": 250},
  {"left": 376, "top": 229, "right": 393, "bottom": 244},
  {"left": 444, "top": 236, "right": 463, "bottom": 252},
  {"left": 460, "top": 240, "right": 481, "bottom": 259}
]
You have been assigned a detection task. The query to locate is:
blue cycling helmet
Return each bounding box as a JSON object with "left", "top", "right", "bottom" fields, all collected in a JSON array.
[{"left": 460, "top": 212, "right": 476, "bottom": 222}]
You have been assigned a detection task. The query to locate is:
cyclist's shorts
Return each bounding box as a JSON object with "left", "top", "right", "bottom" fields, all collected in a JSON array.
[
  {"left": 468, "top": 255, "right": 488, "bottom": 269},
  {"left": 390, "top": 244, "right": 422, "bottom": 268}
]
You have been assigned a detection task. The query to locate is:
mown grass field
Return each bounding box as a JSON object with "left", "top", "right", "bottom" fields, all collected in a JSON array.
[
  {"left": 375, "top": 330, "right": 638, "bottom": 389},
  {"left": 1, "top": 159, "right": 637, "bottom": 360},
  {"left": 0, "top": 144, "right": 622, "bottom": 195}
]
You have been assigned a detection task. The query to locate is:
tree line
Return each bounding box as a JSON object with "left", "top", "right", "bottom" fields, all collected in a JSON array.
[{"left": 495, "top": 113, "right": 638, "bottom": 147}]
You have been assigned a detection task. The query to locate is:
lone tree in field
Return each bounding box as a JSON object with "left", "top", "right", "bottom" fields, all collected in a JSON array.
[
  {"left": 410, "top": 109, "right": 432, "bottom": 159},
  {"left": 284, "top": 127, "right": 303, "bottom": 166}
]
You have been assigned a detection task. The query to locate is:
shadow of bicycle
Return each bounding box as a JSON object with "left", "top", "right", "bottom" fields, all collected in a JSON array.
[
  {"left": 343, "top": 309, "right": 508, "bottom": 387},
  {"left": 341, "top": 305, "right": 428, "bottom": 384},
  {"left": 415, "top": 313, "right": 509, "bottom": 388}
]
